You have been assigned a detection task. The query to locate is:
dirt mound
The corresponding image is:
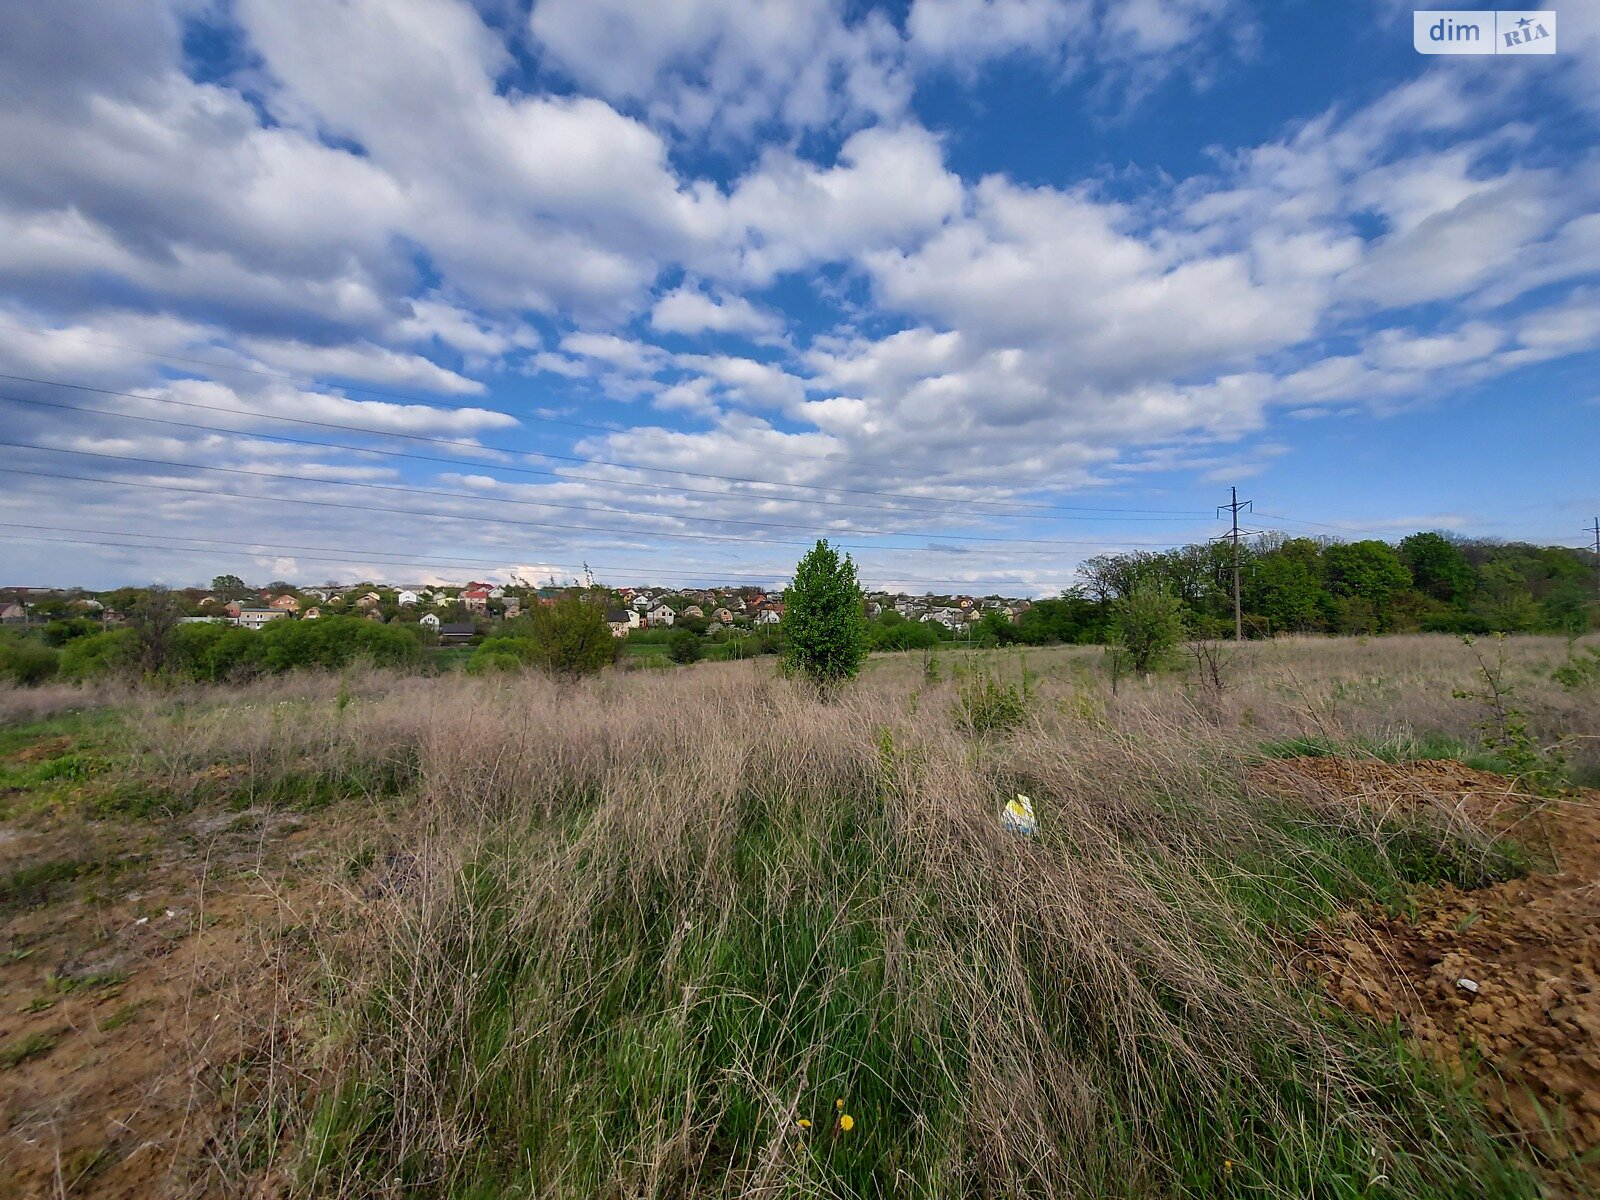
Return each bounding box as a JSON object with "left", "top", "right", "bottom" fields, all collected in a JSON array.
[{"left": 1284, "top": 757, "right": 1600, "bottom": 1177}]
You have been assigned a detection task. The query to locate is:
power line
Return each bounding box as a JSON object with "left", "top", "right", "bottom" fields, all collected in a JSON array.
[
  {"left": 0, "top": 525, "right": 1086, "bottom": 589},
  {"left": 0, "top": 463, "right": 1186, "bottom": 557},
  {"left": 0, "top": 439, "right": 1216, "bottom": 549},
  {"left": 0, "top": 373, "right": 1210, "bottom": 518},
  {"left": 0, "top": 392, "right": 1208, "bottom": 523}
]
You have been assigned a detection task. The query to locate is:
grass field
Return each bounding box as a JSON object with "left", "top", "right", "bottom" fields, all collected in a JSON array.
[{"left": 1, "top": 634, "right": 1596, "bottom": 1198}]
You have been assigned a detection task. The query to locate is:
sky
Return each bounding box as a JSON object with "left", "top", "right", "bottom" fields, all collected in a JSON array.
[{"left": 0, "top": 0, "right": 1596, "bottom": 595}]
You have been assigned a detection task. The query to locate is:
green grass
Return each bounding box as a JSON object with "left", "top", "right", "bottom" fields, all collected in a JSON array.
[
  {"left": 0, "top": 858, "right": 102, "bottom": 909},
  {"left": 304, "top": 778, "right": 1541, "bottom": 1200},
  {"left": 0, "top": 1031, "right": 57, "bottom": 1070},
  {"left": 1213, "top": 803, "right": 1532, "bottom": 935}
]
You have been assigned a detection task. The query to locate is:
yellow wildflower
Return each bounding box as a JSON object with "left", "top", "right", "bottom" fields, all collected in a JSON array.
[
  {"left": 835, "top": 1098, "right": 845, "bottom": 1111},
  {"left": 1223, "top": 1159, "right": 1234, "bottom": 1175},
  {"left": 797, "top": 1119, "right": 811, "bottom": 1129},
  {"left": 839, "top": 1114, "right": 855, "bottom": 1132}
]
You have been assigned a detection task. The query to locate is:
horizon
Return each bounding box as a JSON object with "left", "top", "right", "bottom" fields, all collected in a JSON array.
[{"left": 2, "top": 2, "right": 1597, "bottom": 593}]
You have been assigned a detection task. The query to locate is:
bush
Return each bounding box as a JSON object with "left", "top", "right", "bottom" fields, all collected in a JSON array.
[
  {"left": 667, "top": 629, "right": 702, "bottom": 664},
  {"left": 951, "top": 664, "right": 1031, "bottom": 735},
  {"left": 58, "top": 629, "right": 139, "bottom": 679},
  {"left": 525, "top": 596, "right": 619, "bottom": 678},
  {"left": 1552, "top": 644, "right": 1600, "bottom": 690},
  {"left": 0, "top": 637, "right": 60, "bottom": 685},
  {"left": 466, "top": 636, "right": 534, "bottom": 675}
]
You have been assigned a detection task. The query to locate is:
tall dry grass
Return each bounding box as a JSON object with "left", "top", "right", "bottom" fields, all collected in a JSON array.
[
  {"left": 13, "top": 634, "right": 1592, "bottom": 1196},
  {"left": 95, "top": 640, "right": 1586, "bottom": 1195}
]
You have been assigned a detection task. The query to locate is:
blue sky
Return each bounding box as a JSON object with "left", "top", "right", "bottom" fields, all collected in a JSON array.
[{"left": 0, "top": 0, "right": 1595, "bottom": 594}]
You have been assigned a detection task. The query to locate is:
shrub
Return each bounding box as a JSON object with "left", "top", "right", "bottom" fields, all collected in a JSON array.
[
  {"left": 466, "top": 636, "right": 533, "bottom": 675},
  {"left": 951, "top": 664, "right": 1031, "bottom": 735},
  {"left": 0, "top": 638, "right": 60, "bottom": 685},
  {"left": 1552, "top": 644, "right": 1600, "bottom": 690},
  {"left": 667, "top": 629, "right": 702, "bottom": 664},
  {"left": 58, "top": 629, "right": 139, "bottom": 679},
  {"left": 525, "top": 596, "right": 619, "bottom": 678}
]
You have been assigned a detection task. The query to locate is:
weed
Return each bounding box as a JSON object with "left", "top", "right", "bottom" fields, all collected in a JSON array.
[
  {"left": 950, "top": 657, "right": 1033, "bottom": 736},
  {"left": 1453, "top": 636, "right": 1566, "bottom": 794},
  {"left": 1552, "top": 643, "right": 1600, "bottom": 690},
  {"left": 0, "top": 1031, "right": 57, "bottom": 1070}
]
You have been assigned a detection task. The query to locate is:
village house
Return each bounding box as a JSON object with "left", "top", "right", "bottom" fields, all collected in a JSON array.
[
  {"left": 303, "top": 607, "right": 322, "bottom": 620},
  {"left": 646, "top": 603, "right": 675, "bottom": 627},
  {"left": 1, "top": 603, "right": 28, "bottom": 624},
  {"left": 395, "top": 589, "right": 419, "bottom": 606},
  {"left": 418, "top": 612, "right": 441, "bottom": 630},
  {"left": 681, "top": 605, "right": 704, "bottom": 619},
  {"left": 355, "top": 592, "right": 381, "bottom": 609},
  {"left": 712, "top": 607, "right": 734, "bottom": 624},
  {"left": 604, "top": 608, "right": 632, "bottom": 638},
  {"left": 462, "top": 587, "right": 491, "bottom": 614},
  {"left": 269, "top": 594, "right": 300, "bottom": 613},
  {"left": 502, "top": 597, "right": 522, "bottom": 618},
  {"left": 234, "top": 605, "right": 288, "bottom": 630},
  {"left": 437, "top": 622, "right": 476, "bottom": 644}
]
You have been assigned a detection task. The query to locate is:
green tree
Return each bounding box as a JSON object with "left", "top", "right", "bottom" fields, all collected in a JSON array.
[
  {"left": 525, "top": 595, "right": 619, "bottom": 678},
  {"left": 975, "top": 610, "right": 1018, "bottom": 647},
  {"left": 1399, "top": 532, "right": 1474, "bottom": 606},
  {"left": 1244, "top": 540, "right": 1324, "bottom": 633},
  {"left": 781, "top": 539, "right": 868, "bottom": 689},
  {"left": 1108, "top": 582, "right": 1186, "bottom": 675},
  {"left": 211, "top": 574, "right": 247, "bottom": 598},
  {"left": 1323, "top": 541, "right": 1412, "bottom": 630},
  {"left": 130, "top": 584, "right": 184, "bottom": 674}
]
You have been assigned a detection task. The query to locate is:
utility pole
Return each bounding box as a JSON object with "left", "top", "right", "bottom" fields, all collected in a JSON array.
[{"left": 1218, "top": 487, "right": 1252, "bottom": 641}]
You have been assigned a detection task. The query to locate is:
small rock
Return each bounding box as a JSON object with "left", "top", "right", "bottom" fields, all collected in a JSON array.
[{"left": 1456, "top": 977, "right": 1480, "bottom": 994}]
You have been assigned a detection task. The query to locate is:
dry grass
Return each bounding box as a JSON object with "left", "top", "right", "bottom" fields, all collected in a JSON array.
[{"left": 5, "top": 633, "right": 1594, "bottom": 1197}]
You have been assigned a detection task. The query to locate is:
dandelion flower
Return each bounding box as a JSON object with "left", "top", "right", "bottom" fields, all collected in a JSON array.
[
  {"left": 835, "top": 1098, "right": 845, "bottom": 1111},
  {"left": 1223, "top": 1159, "right": 1234, "bottom": 1175},
  {"left": 839, "top": 1114, "right": 855, "bottom": 1132},
  {"left": 797, "top": 1119, "right": 811, "bottom": 1129}
]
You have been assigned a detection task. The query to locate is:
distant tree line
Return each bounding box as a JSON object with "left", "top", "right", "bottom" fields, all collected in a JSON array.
[
  {"left": 1, "top": 612, "right": 421, "bottom": 684},
  {"left": 974, "top": 533, "right": 1596, "bottom": 645}
]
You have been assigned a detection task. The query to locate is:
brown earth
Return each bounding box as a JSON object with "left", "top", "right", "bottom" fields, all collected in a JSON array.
[
  {"left": 1270, "top": 756, "right": 1600, "bottom": 1181},
  {"left": 0, "top": 751, "right": 357, "bottom": 1199}
]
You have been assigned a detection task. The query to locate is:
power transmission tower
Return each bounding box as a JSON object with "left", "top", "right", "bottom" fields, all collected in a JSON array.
[
  {"left": 1218, "top": 487, "right": 1252, "bottom": 641},
  {"left": 1590, "top": 517, "right": 1600, "bottom": 607}
]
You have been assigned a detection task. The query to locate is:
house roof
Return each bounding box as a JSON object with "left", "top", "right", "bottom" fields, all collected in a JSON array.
[
  {"left": 439, "top": 622, "right": 476, "bottom": 635},
  {"left": 604, "top": 608, "right": 629, "bottom": 622}
]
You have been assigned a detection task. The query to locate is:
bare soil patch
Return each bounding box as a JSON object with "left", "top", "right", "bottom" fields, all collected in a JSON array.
[
  {"left": 1278, "top": 757, "right": 1600, "bottom": 1179},
  {"left": 0, "top": 783, "right": 348, "bottom": 1198}
]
